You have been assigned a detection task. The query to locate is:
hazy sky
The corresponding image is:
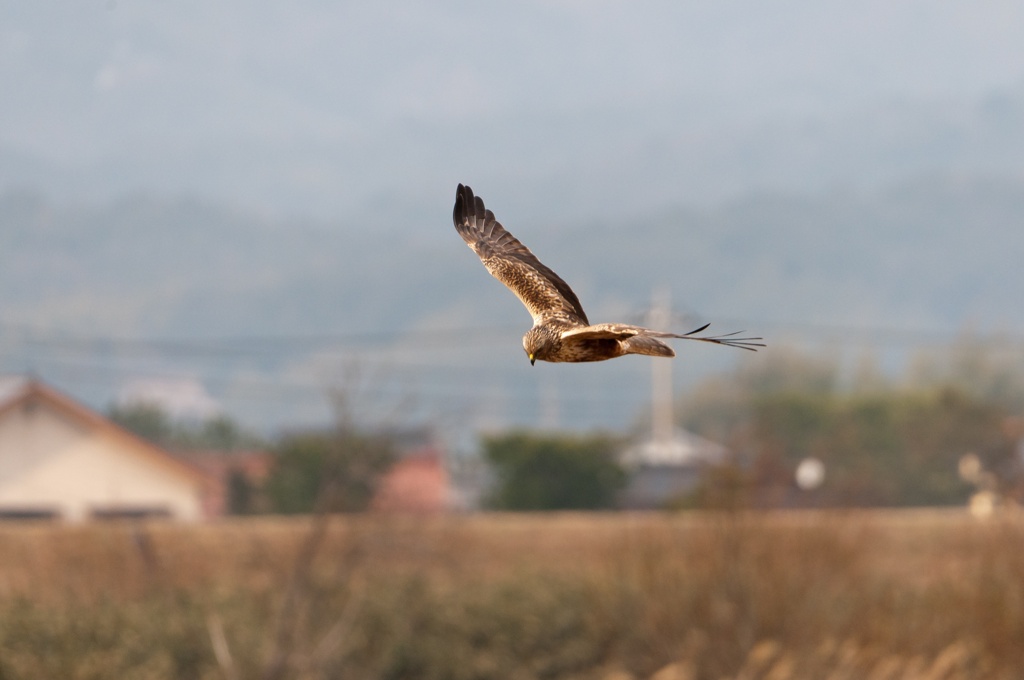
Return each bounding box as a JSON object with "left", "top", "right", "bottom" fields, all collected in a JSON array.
[
  {"left": 4, "top": 2, "right": 1024, "bottom": 433},
  {"left": 3, "top": 1, "right": 1024, "bottom": 219}
]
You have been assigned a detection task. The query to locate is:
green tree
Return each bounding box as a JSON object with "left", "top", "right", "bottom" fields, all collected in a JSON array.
[
  {"left": 265, "top": 431, "right": 396, "bottom": 514},
  {"left": 743, "top": 387, "right": 1011, "bottom": 507},
  {"left": 108, "top": 403, "right": 264, "bottom": 452},
  {"left": 108, "top": 403, "right": 174, "bottom": 444},
  {"left": 483, "top": 431, "right": 626, "bottom": 510},
  {"left": 679, "top": 345, "right": 1020, "bottom": 508},
  {"left": 197, "top": 415, "right": 247, "bottom": 451},
  {"left": 226, "top": 468, "right": 255, "bottom": 515}
]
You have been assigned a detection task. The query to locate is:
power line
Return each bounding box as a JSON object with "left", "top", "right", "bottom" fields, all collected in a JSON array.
[
  {"left": 4, "top": 317, "right": 1020, "bottom": 360},
  {"left": 0, "top": 323, "right": 521, "bottom": 359}
]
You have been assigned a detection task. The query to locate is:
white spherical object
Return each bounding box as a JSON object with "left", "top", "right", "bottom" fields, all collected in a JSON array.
[{"left": 795, "top": 457, "right": 825, "bottom": 490}]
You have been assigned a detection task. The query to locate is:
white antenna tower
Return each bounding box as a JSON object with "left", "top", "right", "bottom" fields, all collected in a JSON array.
[{"left": 648, "top": 286, "right": 674, "bottom": 450}]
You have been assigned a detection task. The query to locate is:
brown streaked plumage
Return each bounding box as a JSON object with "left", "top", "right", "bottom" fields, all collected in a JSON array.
[{"left": 453, "top": 183, "right": 764, "bottom": 365}]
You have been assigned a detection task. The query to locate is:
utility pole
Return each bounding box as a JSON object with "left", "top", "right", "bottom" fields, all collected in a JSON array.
[{"left": 648, "top": 287, "right": 674, "bottom": 451}]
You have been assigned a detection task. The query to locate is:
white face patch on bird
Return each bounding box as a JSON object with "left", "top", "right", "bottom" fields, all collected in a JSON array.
[
  {"left": 522, "top": 338, "right": 536, "bottom": 365},
  {"left": 523, "top": 327, "right": 549, "bottom": 366}
]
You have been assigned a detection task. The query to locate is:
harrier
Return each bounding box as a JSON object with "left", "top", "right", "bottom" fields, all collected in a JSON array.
[{"left": 453, "top": 184, "right": 764, "bottom": 365}]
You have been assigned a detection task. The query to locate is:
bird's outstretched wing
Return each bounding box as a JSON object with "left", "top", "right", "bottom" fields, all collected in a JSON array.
[
  {"left": 454, "top": 184, "right": 589, "bottom": 324},
  {"left": 561, "top": 322, "right": 765, "bottom": 351}
]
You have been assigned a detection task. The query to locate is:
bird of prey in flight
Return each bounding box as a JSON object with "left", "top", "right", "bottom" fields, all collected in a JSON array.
[{"left": 453, "top": 184, "right": 764, "bottom": 365}]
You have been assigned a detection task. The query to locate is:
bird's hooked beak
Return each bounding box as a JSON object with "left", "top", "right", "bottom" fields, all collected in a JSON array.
[{"left": 528, "top": 353, "right": 536, "bottom": 366}]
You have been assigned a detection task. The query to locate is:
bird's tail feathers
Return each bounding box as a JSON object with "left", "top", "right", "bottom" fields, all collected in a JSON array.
[{"left": 622, "top": 335, "right": 676, "bottom": 358}]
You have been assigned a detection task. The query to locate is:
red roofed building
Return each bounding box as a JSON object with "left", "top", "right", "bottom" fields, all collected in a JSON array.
[{"left": 371, "top": 443, "right": 449, "bottom": 514}]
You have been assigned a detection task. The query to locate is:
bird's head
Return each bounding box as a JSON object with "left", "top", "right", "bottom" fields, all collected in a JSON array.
[{"left": 523, "top": 326, "right": 558, "bottom": 366}]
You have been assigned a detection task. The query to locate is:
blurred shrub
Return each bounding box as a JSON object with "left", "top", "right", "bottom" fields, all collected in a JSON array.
[
  {"left": 264, "top": 430, "right": 396, "bottom": 513},
  {"left": 678, "top": 344, "right": 1023, "bottom": 508},
  {"left": 0, "top": 513, "right": 1022, "bottom": 679},
  {"left": 482, "top": 431, "right": 627, "bottom": 510}
]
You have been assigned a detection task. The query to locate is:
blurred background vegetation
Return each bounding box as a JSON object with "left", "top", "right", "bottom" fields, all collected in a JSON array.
[
  {"left": 106, "top": 339, "right": 1024, "bottom": 515},
  {"left": 672, "top": 340, "right": 1024, "bottom": 510}
]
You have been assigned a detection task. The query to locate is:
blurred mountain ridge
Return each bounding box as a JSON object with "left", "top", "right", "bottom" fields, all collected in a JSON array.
[{"left": 3, "top": 172, "right": 1021, "bottom": 342}]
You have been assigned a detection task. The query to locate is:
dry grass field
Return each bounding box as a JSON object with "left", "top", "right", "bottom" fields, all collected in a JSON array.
[{"left": 0, "top": 509, "right": 1021, "bottom": 680}]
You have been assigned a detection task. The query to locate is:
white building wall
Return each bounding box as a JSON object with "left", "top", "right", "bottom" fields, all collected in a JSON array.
[
  {"left": 0, "top": 399, "right": 204, "bottom": 521},
  {"left": 0, "top": 399, "right": 82, "bottom": 487}
]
